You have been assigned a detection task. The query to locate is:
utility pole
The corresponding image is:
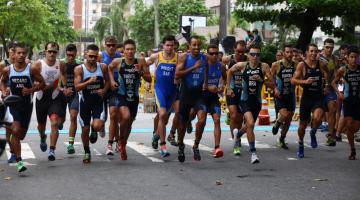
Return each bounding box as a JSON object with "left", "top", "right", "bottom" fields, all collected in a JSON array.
[
  {"left": 154, "top": 0, "right": 160, "bottom": 48},
  {"left": 219, "top": 0, "right": 228, "bottom": 42}
]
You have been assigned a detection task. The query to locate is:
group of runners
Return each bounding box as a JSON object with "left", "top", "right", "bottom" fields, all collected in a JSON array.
[{"left": 0, "top": 34, "right": 359, "bottom": 173}]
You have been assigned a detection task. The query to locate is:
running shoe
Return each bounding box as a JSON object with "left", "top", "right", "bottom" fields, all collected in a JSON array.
[
  {"left": 40, "top": 135, "right": 47, "bottom": 152},
  {"left": 159, "top": 144, "right": 170, "bottom": 158},
  {"left": 106, "top": 144, "right": 114, "bottom": 156},
  {"left": 233, "top": 146, "right": 241, "bottom": 156},
  {"left": 167, "top": 133, "right": 178, "bottom": 146},
  {"left": 178, "top": 144, "right": 185, "bottom": 162},
  {"left": 310, "top": 130, "right": 318, "bottom": 148},
  {"left": 325, "top": 137, "right": 336, "bottom": 147},
  {"left": 213, "top": 147, "right": 224, "bottom": 158},
  {"left": 0, "top": 139, "right": 6, "bottom": 157},
  {"left": 320, "top": 124, "right": 328, "bottom": 132},
  {"left": 83, "top": 153, "right": 91, "bottom": 164},
  {"left": 355, "top": 134, "right": 360, "bottom": 143},
  {"left": 48, "top": 149, "right": 56, "bottom": 161},
  {"left": 336, "top": 135, "right": 342, "bottom": 142},
  {"left": 8, "top": 153, "right": 17, "bottom": 163},
  {"left": 16, "top": 161, "right": 27, "bottom": 172},
  {"left": 89, "top": 126, "right": 98, "bottom": 144},
  {"left": 119, "top": 143, "right": 127, "bottom": 160},
  {"left": 67, "top": 144, "right": 75, "bottom": 154},
  {"left": 251, "top": 153, "right": 260, "bottom": 164},
  {"left": 349, "top": 149, "right": 356, "bottom": 160},
  {"left": 272, "top": 121, "right": 280, "bottom": 135},
  {"left": 58, "top": 123, "right": 63, "bottom": 130},
  {"left": 186, "top": 121, "right": 193, "bottom": 134},
  {"left": 278, "top": 139, "right": 289, "bottom": 150},
  {"left": 151, "top": 133, "right": 160, "bottom": 149},
  {"left": 193, "top": 146, "right": 201, "bottom": 161},
  {"left": 297, "top": 144, "right": 304, "bottom": 158}
]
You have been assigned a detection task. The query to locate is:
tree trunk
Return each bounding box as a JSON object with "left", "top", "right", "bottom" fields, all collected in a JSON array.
[{"left": 296, "top": 9, "right": 319, "bottom": 52}]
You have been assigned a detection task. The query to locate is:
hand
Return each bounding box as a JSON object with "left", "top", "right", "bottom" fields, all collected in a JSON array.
[
  {"left": 63, "top": 88, "right": 73, "bottom": 96},
  {"left": 207, "top": 85, "right": 218, "bottom": 93},
  {"left": 252, "top": 75, "right": 262, "bottom": 81},
  {"left": 22, "top": 87, "right": 33, "bottom": 95},
  {"left": 111, "top": 81, "right": 119, "bottom": 91},
  {"left": 274, "top": 88, "right": 280, "bottom": 98},
  {"left": 226, "top": 88, "right": 235, "bottom": 97},
  {"left": 87, "top": 76, "right": 97, "bottom": 84},
  {"left": 97, "top": 89, "right": 106, "bottom": 97},
  {"left": 202, "top": 83, "right": 208, "bottom": 91},
  {"left": 194, "top": 60, "right": 202, "bottom": 70},
  {"left": 303, "top": 77, "right": 315, "bottom": 85},
  {"left": 2, "top": 88, "right": 10, "bottom": 97}
]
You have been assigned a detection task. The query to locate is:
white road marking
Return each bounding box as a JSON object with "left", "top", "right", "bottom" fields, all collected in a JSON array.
[
  {"left": 127, "top": 141, "right": 164, "bottom": 163},
  {"left": 6, "top": 143, "right": 35, "bottom": 160}
]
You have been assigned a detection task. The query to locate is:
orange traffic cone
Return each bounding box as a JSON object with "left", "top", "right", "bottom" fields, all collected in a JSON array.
[{"left": 258, "top": 98, "right": 270, "bottom": 125}]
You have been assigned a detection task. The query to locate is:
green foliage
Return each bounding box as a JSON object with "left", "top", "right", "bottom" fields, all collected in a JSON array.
[
  {"left": 260, "top": 43, "right": 277, "bottom": 65},
  {"left": 128, "top": 0, "right": 214, "bottom": 52},
  {"left": 0, "top": 0, "right": 77, "bottom": 56}
]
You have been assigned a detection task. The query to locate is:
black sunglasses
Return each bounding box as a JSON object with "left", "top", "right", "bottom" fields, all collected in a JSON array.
[
  {"left": 47, "top": 50, "right": 58, "bottom": 54},
  {"left": 88, "top": 55, "right": 98, "bottom": 59},
  {"left": 106, "top": 44, "right": 116, "bottom": 48},
  {"left": 249, "top": 52, "right": 261, "bottom": 57},
  {"left": 208, "top": 52, "right": 219, "bottom": 56}
]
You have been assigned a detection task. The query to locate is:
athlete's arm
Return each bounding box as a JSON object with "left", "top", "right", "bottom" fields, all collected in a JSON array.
[
  {"left": 146, "top": 53, "right": 158, "bottom": 66},
  {"left": 175, "top": 53, "right": 201, "bottom": 78},
  {"left": 0, "top": 67, "right": 10, "bottom": 97},
  {"left": 263, "top": 63, "right": 279, "bottom": 97},
  {"left": 332, "top": 67, "right": 345, "bottom": 100},
  {"left": 97, "top": 52, "right": 103, "bottom": 63},
  {"left": 108, "top": 58, "right": 121, "bottom": 90},
  {"left": 218, "top": 63, "right": 227, "bottom": 93},
  {"left": 139, "top": 57, "right": 152, "bottom": 83},
  {"left": 270, "top": 61, "right": 279, "bottom": 83},
  {"left": 98, "top": 63, "right": 109, "bottom": 97},
  {"left": 226, "top": 62, "right": 245, "bottom": 97},
  {"left": 203, "top": 57, "right": 208, "bottom": 91},
  {"left": 319, "top": 60, "right": 330, "bottom": 88},
  {"left": 291, "top": 62, "right": 313, "bottom": 85},
  {"left": 27, "top": 63, "right": 45, "bottom": 95},
  {"left": 74, "top": 65, "right": 96, "bottom": 92}
]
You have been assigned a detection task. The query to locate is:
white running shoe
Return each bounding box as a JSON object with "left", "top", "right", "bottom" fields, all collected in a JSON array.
[
  {"left": 106, "top": 144, "right": 114, "bottom": 156},
  {"left": 251, "top": 153, "right": 260, "bottom": 164}
]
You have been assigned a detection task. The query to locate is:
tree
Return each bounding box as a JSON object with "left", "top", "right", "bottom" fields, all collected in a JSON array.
[
  {"left": 128, "top": 0, "right": 214, "bottom": 51},
  {"left": 0, "top": 0, "right": 77, "bottom": 58},
  {"left": 233, "top": 0, "right": 360, "bottom": 51}
]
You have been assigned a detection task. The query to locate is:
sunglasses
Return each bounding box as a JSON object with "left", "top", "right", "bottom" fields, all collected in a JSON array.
[
  {"left": 88, "top": 55, "right": 98, "bottom": 59},
  {"left": 249, "top": 52, "right": 261, "bottom": 57},
  {"left": 47, "top": 50, "right": 58, "bottom": 54},
  {"left": 208, "top": 52, "right": 219, "bottom": 56},
  {"left": 106, "top": 44, "right": 116, "bottom": 48},
  {"left": 324, "top": 46, "right": 334, "bottom": 49},
  {"left": 66, "top": 53, "right": 76, "bottom": 57}
]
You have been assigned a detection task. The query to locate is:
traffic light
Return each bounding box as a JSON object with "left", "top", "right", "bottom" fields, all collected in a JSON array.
[
  {"left": 182, "top": 26, "right": 191, "bottom": 43},
  {"left": 221, "top": 36, "right": 236, "bottom": 54}
]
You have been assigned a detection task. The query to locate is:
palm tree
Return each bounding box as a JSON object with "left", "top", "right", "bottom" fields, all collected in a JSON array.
[{"left": 93, "top": 17, "right": 111, "bottom": 46}]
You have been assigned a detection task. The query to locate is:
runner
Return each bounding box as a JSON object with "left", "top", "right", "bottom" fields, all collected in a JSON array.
[
  {"left": 319, "top": 38, "right": 339, "bottom": 146},
  {"left": 197, "top": 44, "right": 226, "bottom": 158},
  {"left": 98, "top": 36, "right": 122, "bottom": 156},
  {"left": 222, "top": 40, "right": 247, "bottom": 155},
  {"left": 226, "top": 44, "right": 277, "bottom": 163},
  {"left": 60, "top": 44, "right": 81, "bottom": 154},
  {"left": 0, "top": 43, "right": 45, "bottom": 171},
  {"left": 33, "top": 42, "right": 67, "bottom": 161},
  {"left": 74, "top": 44, "right": 109, "bottom": 163},
  {"left": 331, "top": 45, "right": 360, "bottom": 160},
  {"left": 108, "top": 39, "right": 151, "bottom": 160},
  {"left": 291, "top": 43, "right": 329, "bottom": 158},
  {"left": 271, "top": 44, "right": 297, "bottom": 149},
  {"left": 175, "top": 35, "right": 208, "bottom": 162},
  {"left": 147, "top": 35, "right": 178, "bottom": 157}
]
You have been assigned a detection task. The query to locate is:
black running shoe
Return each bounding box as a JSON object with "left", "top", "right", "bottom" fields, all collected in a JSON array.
[
  {"left": 167, "top": 133, "right": 178, "bottom": 146},
  {"left": 272, "top": 121, "right": 280, "bottom": 135},
  {"left": 89, "top": 126, "right": 98, "bottom": 144},
  {"left": 193, "top": 146, "right": 201, "bottom": 161},
  {"left": 279, "top": 139, "right": 289, "bottom": 150},
  {"left": 0, "top": 139, "right": 6, "bottom": 157},
  {"left": 336, "top": 135, "right": 342, "bottom": 142},
  {"left": 186, "top": 121, "right": 193, "bottom": 134},
  {"left": 178, "top": 144, "right": 185, "bottom": 162},
  {"left": 152, "top": 133, "right": 160, "bottom": 149}
]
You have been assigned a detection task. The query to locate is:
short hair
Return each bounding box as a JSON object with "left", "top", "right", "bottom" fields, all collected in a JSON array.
[
  {"left": 14, "top": 43, "right": 27, "bottom": 52},
  {"left": 116, "top": 43, "right": 123, "bottom": 49},
  {"left": 207, "top": 44, "right": 219, "bottom": 52},
  {"left": 45, "top": 41, "right": 59, "bottom": 51},
  {"left": 306, "top": 43, "right": 318, "bottom": 51},
  {"left": 339, "top": 44, "right": 348, "bottom": 50},
  {"left": 86, "top": 44, "right": 99, "bottom": 52},
  {"left": 66, "top": 43, "right": 77, "bottom": 52},
  {"left": 189, "top": 35, "right": 201, "bottom": 43},
  {"left": 7, "top": 41, "right": 18, "bottom": 51},
  {"left": 248, "top": 44, "right": 261, "bottom": 51},
  {"left": 347, "top": 45, "right": 359, "bottom": 55},
  {"left": 234, "top": 40, "right": 246, "bottom": 48},
  {"left": 323, "top": 38, "right": 334, "bottom": 45},
  {"left": 283, "top": 43, "right": 293, "bottom": 51},
  {"left": 105, "top": 35, "right": 117, "bottom": 43},
  {"left": 123, "top": 39, "right": 136, "bottom": 48},
  {"left": 162, "top": 35, "right": 176, "bottom": 44}
]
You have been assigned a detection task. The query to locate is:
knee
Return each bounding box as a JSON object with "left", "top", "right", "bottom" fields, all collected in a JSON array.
[
  {"left": 213, "top": 116, "right": 221, "bottom": 125},
  {"left": 247, "top": 121, "right": 255, "bottom": 129},
  {"left": 230, "top": 112, "right": 238, "bottom": 120},
  {"left": 110, "top": 111, "right": 118, "bottom": 121},
  {"left": 158, "top": 112, "right": 167, "bottom": 122}
]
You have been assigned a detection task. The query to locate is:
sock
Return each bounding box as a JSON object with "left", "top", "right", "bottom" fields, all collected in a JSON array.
[
  {"left": 237, "top": 130, "right": 245, "bottom": 138},
  {"left": 310, "top": 128, "right": 317, "bottom": 135},
  {"left": 249, "top": 141, "right": 256, "bottom": 152},
  {"left": 298, "top": 141, "right": 304, "bottom": 146},
  {"left": 280, "top": 135, "right": 286, "bottom": 141},
  {"left": 50, "top": 146, "right": 55, "bottom": 151},
  {"left": 69, "top": 137, "right": 75, "bottom": 145},
  {"left": 84, "top": 146, "right": 90, "bottom": 154}
]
